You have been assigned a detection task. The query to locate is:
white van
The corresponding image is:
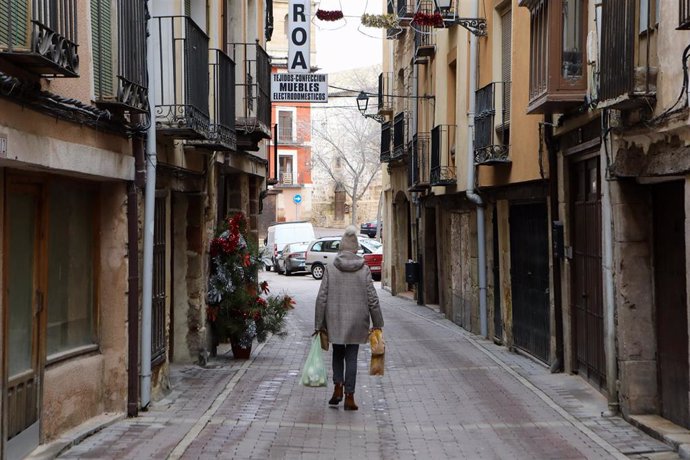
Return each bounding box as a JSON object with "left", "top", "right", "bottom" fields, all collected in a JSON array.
[{"left": 265, "top": 222, "right": 316, "bottom": 273}]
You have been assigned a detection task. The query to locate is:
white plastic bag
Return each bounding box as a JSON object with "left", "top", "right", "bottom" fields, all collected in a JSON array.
[{"left": 301, "top": 336, "right": 327, "bottom": 387}]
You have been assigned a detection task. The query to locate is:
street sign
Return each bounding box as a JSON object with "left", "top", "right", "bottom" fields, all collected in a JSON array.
[
  {"left": 293, "top": 194, "right": 302, "bottom": 204},
  {"left": 271, "top": 73, "right": 328, "bottom": 103},
  {"left": 288, "top": 0, "right": 310, "bottom": 74}
]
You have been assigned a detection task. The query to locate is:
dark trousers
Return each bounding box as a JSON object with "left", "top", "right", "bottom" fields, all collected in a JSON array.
[{"left": 332, "top": 344, "right": 359, "bottom": 394}]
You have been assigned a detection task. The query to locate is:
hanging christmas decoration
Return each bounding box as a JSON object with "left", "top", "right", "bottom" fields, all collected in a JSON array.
[
  {"left": 412, "top": 11, "right": 444, "bottom": 27},
  {"left": 361, "top": 13, "right": 399, "bottom": 29},
  {"left": 316, "top": 9, "right": 344, "bottom": 21},
  {"left": 357, "top": 0, "right": 402, "bottom": 40}
]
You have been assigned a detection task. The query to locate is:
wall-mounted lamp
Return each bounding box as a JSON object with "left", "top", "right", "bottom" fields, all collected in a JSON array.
[{"left": 356, "top": 91, "right": 385, "bottom": 123}]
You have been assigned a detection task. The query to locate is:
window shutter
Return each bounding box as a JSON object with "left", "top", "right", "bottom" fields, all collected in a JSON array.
[
  {"left": 501, "top": 9, "right": 512, "bottom": 124},
  {"left": 1, "top": 0, "right": 30, "bottom": 49},
  {"left": 185, "top": 0, "right": 191, "bottom": 16},
  {"left": 91, "top": 0, "right": 114, "bottom": 98}
]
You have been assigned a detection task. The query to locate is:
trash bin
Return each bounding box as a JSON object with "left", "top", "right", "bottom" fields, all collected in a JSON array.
[{"left": 405, "top": 261, "right": 419, "bottom": 284}]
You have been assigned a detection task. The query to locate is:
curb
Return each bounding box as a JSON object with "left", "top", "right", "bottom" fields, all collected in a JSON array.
[{"left": 26, "top": 413, "right": 125, "bottom": 460}]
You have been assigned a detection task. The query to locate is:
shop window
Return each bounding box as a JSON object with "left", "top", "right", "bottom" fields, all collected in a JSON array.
[{"left": 47, "top": 183, "right": 96, "bottom": 357}]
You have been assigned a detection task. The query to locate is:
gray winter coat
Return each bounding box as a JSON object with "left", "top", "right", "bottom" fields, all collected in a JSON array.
[{"left": 314, "top": 252, "right": 384, "bottom": 344}]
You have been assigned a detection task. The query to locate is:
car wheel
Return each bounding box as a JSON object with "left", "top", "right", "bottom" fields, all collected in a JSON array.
[
  {"left": 311, "top": 263, "right": 325, "bottom": 280},
  {"left": 265, "top": 264, "right": 271, "bottom": 272},
  {"left": 285, "top": 268, "right": 292, "bottom": 276}
]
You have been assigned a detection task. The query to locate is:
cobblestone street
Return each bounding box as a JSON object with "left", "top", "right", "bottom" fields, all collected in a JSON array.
[{"left": 56, "top": 272, "right": 676, "bottom": 459}]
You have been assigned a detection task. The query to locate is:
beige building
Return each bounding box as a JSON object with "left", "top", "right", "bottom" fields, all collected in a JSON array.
[
  {"left": 380, "top": 0, "right": 690, "bottom": 434},
  {"left": 0, "top": 0, "right": 271, "bottom": 457}
]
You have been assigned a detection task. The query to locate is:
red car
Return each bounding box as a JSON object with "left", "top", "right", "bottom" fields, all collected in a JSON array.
[{"left": 361, "top": 239, "right": 382, "bottom": 281}]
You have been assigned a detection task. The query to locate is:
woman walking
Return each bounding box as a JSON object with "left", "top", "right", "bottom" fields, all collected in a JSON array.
[{"left": 314, "top": 225, "right": 384, "bottom": 410}]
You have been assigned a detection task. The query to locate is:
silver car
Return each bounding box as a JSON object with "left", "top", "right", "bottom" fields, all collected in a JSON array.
[{"left": 277, "top": 242, "right": 310, "bottom": 275}]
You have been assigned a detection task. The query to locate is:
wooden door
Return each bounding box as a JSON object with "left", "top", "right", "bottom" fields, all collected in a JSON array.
[
  {"left": 5, "top": 184, "right": 43, "bottom": 459},
  {"left": 653, "top": 181, "right": 689, "bottom": 428},
  {"left": 571, "top": 156, "right": 605, "bottom": 389}
]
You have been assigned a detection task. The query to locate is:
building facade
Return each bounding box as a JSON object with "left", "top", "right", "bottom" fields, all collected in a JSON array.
[
  {"left": 0, "top": 0, "right": 272, "bottom": 457},
  {"left": 380, "top": 0, "right": 690, "bottom": 432}
]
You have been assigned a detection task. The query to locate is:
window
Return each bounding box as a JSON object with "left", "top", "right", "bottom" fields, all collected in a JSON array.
[
  {"left": 562, "top": 0, "right": 584, "bottom": 79},
  {"left": 325, "top": 240, "right": 340, "bottom": 252},
  {"left": 311, "top": 242, "right": 323, "bottom": 252},
  {"left": 279, "top": 154, "right": 295, "bottom": 184},
  {"left": 278, "top": 109, "right": 295, "bottom": 142},
  {"left": 47, "top": 183, "right": 96, "bottom": 357},
  {"left": 639, "top": 0, "right": 659, "bottom": 32}
]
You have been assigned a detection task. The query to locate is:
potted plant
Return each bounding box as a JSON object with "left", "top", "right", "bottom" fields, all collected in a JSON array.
[{"left": 207, "top": 212, "right": 294, "bottom": 359}]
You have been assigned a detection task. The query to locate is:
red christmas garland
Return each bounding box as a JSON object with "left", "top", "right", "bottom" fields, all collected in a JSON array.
[
  {"left": 316, "top": 9, "right": 344, "bottom": 21},
  {"left": 412, "top": 11, "right": 444, "bottom": 27}
]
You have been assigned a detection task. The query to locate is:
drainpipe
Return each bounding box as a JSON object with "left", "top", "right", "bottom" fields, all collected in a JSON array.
[
  {"left": 466, "top": 0, "right": 488, "bottom": 338},
  {"left": 141, "top": 0, "right": 158, "bottom": 410},
  {"left": 127, "top": 180, "right": 140, "bottom": 417},
  {"left": 601, "top": 114, "right": 619, "bottom": 415}
]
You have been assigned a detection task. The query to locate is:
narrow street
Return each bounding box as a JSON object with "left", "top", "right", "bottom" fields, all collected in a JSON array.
[{"left": 57, "top": 272, "right": 674, "bottom": 460}]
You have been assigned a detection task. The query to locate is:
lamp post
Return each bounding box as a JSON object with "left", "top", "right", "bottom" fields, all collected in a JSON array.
[{"left": 356, "top": 91, "right": 385, "bottom": 123}]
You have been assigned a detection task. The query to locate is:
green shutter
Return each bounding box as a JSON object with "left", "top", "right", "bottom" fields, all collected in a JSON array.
[
  {"left": 185, "top": 0, "right": 191, "bottom": 16},
  {"left": 0, "top": 0, "right": 30, "bottom": 49},
  {"left": 91, "top": 0, "right": 114, "bottom": 98}
]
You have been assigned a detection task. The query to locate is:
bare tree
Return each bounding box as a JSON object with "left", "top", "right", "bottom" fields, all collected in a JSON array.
[{"left": 311, "top": 103, "right": 381, "bottom": 226}]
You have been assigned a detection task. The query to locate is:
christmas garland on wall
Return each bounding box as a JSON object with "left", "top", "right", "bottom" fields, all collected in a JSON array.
[{"left": 360, "top": 13, "right": 399, "bottom": 29}]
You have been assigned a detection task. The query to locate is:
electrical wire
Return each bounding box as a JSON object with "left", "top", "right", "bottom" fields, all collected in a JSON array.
[{"left": 647, "top": 43, "right": 690, "bottom": 125}]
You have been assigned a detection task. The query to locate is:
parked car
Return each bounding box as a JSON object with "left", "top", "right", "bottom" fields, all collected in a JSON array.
[
  {"left": 306, "top": 236, "right": 382, "bottom": 280},
  {"left": 360, "top": 239, "right": 383, "bottom": 281},
  {"left": 277, "top": 242, "right": 310, "bottom": 276},
  {"left": 266, "top": 221, "right": 316, "bottom": 272},
  {"left": 360, "top": 220, "right": 381, "bottom": 238}
]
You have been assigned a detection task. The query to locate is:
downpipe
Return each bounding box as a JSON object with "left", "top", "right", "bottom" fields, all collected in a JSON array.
[
  {"left": 466, "top": 0, "right": 488, "bottom": 338},
  {"left": 141, "top": 0, "right": 158, "bottom": 410}
]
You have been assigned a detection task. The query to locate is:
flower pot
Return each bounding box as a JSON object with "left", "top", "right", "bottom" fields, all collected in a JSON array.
[{"left": 231, "top": 341, "right": 252, "bottom": 359}]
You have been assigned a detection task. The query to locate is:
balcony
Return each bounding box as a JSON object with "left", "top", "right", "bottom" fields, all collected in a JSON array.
[
  {"left": 408, "top": 133, "right": 430, "bottom": 191},
  {"left": 227, "top": 42, "right": 272, "bottom": 150},
  {"left": 381, "top": 121, "right": 392, "bottom": 162},
  {"left": 599, "top": 0, "right": 656, "bottom": 110},
  {"left": 378, "top": 72, "right": 394, "bottom": 116},
  {"left": 391, "top": 112, "right": 408, "bottom": 161},
  {"left": 519, "top": 0, "right": 587, "bottom": 114},
  {"left": 681, "top": 0, "right": 690, "bottom": 29},
  {"left": 430, "top": 124, "right": 456, "bottom": 186},
  {"left": 474, "top": 82, "right": 511, "bottom": 165},
  {"left": 152, "top": 16, "right": 210, "bottom": 139},
  {"left": 395, "top": 0, "right": 458, "bottom": 27},
  {"left": 188, "top": 49, "right": 236, "bottom": 151},
  {"left": 0, "top": 0, "right": 79, "bottom": 77},
  {"left": 414, "top": 25, "right": 434, "bottom": 63},
  {"left": 94, "top": 0, "right": 148, "bottom": 113},
  {"left": 279, "top": 171, "right": 294, "bottom": 185}
]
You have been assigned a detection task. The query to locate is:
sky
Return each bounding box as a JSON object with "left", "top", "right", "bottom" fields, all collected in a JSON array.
[{"left": 314, "top": 0, "right": 383, "bottom": 74}]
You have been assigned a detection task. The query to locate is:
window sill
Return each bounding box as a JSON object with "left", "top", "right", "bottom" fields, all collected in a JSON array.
[{"left": 46, "top": 344, "right": 99, "bottom": 367}]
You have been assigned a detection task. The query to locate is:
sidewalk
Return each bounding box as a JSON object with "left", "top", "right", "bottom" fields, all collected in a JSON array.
[{"left": 49, "top": 278, "right": 677, "bottom": 459}]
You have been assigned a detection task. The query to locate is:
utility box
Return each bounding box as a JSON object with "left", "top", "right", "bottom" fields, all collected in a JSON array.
[{"left": 405, "top": 261, "right": 419, "bottom": 284}]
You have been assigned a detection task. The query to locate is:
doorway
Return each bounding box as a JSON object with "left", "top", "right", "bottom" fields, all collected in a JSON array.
[
  {"left": 5, "top": 184, "right": 43, "bottom": 459},
  {"left": 571, "top": 156, "right": 605, "bottom": 389},
  {"left": 653, "top": 181, "right": 689, "bottom": 428}
]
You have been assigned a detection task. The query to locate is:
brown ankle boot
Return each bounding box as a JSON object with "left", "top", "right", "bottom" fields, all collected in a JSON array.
[
  {"left": 344, "top": 393, "right": 358, "bottom": 411},
  {"left": 328, "top": 383, "right": 343, "bottom": 405}
]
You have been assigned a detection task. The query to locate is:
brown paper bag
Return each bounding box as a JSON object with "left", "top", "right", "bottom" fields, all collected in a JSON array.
[{"left": 370, "top": 353, "right": 384, "bottom": 376}]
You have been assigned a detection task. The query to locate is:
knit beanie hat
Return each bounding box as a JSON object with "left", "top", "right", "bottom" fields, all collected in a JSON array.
[{"left": 340, "top": 225, "right": 359, "bottom": 253}]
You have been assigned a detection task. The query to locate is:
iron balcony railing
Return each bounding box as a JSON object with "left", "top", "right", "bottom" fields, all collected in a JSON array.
[
  {"left": 279, "top": 171, "right": 293, "bottom": 185},
  {"left": 188, "top": 49, "right": 236, "bottom": 151},
  {"left": 391, "top": 111, "right": 408, "bottom": 160},
  {"left": 408, "top": 133, "right": 430, "bottom": 191},
  {"left": 378, "top": 72, "right": 394, "bottom": 115},
  {"left": 0, "top": 0, "right": 78, "bottom": 76},
  {"left": 600, "top": 0, "right": 656, "bottom": 106},
  {"left": 94, "top": 0, "right": 148, "bottom": 113},
  {"left": 474, "top": 82, "right": 511, "bottom": 165},
  {"left": 414, "top": 24, "right": 434, "bottom": 62},
  {"left": 381, "top": 121, "right": 392, "bottom": 162},
  {"left": 681, "top": 0, "right": 690, "bottom": 29},
  {"left": 227, "top": 42, "right": 272, "bottom": 137},
  {"left": 152, "top": 16, "right": 210, "bottom": 139},
  {"left": 431, "top": 124, "right": 457, "bottom": 186}
]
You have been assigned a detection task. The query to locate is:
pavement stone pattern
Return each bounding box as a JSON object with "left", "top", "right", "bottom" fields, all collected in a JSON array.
[{"left": 59, "top": 272, "right": 676, "bottom": 459}]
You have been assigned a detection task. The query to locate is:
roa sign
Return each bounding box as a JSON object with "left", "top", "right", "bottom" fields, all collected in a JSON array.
[{"left": 288, "top": 0, "right": 310, "bottom": 74}]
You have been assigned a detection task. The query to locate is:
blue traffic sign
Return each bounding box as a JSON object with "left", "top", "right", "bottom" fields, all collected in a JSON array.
[{"left": 293, "top": 194, "right": 302, "bottom": 204}]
